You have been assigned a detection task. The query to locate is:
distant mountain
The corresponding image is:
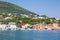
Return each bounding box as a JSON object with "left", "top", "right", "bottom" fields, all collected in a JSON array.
[{"left": 0, "top": 1, "right": 36, "bottom": 15}]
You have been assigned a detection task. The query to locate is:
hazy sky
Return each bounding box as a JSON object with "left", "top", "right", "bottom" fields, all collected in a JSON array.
[{"left": 0, "top": 0, "right": 60, "bottom": 18}]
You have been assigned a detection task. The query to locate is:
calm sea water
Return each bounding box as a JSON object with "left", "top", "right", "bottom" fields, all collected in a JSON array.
[{"left": 0, "top": 30, "right": 60, "bottom": 40}]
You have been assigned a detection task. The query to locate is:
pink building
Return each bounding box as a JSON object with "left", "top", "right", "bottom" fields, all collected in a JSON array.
[
  {"left": 33, "top": 24, "right": 46, "bottom": 30},
  {"left": 48, "top": 23, "right": 59, "bottom": 30},
  {"left": 53, "top": 23, "right": 58, "bottom": 28},
  {"left": 21, "top": 24, "right": 30, "bottom": 29}
]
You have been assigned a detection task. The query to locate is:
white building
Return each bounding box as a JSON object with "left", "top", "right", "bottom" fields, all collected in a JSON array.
[
  {"left": 38, "top": 17, "right": 45, "bottom": 19},
  {"left": 0, "top": 22, "right": 17, "bottom": 30},
  {"left": 9, "top": 22, "right": 16, "bottom": 25},
  {"left": 21, "top": 24, "right": 30, "bottom": 29},
  {"left": 9, "top": 25, "right": 17, "bottom": 30},
  {"left": 0, "top": 24, "right": 6, "bottom": 30},
  {"left": 5, "top": 17, "right": 11, "bottom": 19},
  {"left": 9, "top": 22, "right": 17, "bottom": 30}
]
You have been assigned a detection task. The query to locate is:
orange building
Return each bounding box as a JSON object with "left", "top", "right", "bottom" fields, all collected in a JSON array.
[
  {"left": 48, "top": 24, "right": 54, "bottom": 29},
  {"left": 33, "top": 24, "right": 46, "bottom": 30},
  {"left": 48, "top": 23, "right": 59, "bottom": 30}
]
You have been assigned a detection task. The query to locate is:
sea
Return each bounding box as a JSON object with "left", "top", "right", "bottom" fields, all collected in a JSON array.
[{"left": 0, "top": 30, "right": 60, "bottom": 40}]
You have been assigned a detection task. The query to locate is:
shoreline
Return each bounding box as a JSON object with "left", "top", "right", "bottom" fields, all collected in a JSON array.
[{"left": 0, "top": 27, "right": 60, "bottom": 32}]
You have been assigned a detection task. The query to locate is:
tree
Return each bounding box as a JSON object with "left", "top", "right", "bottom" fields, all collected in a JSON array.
[{"left": 44, "top": 19, "right": 52, "bottom": 24}]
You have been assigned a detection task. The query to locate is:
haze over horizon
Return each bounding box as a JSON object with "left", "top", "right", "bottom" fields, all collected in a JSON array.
[{"left": 0, "top": 0, "right": 60, "bottom": 18}]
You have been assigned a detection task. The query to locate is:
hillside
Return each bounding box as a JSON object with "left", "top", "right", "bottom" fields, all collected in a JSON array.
[
  {"left": 0, "top": 1, "right": 36, "bottom": 15},
  {"left": 0, "top": 1, "right": 60, "bottom": 27}
]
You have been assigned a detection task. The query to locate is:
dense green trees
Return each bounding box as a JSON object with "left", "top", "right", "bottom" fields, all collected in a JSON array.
[{"left": 0, "top": 12, "right": 60, "bottom": 28}]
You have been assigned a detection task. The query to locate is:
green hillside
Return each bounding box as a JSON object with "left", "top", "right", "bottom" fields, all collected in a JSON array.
[{"left": 0, "top": 1, "right": 36, "bottom": 15}]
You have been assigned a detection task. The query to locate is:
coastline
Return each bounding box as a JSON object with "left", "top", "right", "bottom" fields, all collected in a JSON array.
[{"left": 0, "top": 27, "right": 60, "bottom": 32}]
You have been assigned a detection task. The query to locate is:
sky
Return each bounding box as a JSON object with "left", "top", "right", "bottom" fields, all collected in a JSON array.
[{"left": 0, "top": 0, "right": 60, "bottom": 18}]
